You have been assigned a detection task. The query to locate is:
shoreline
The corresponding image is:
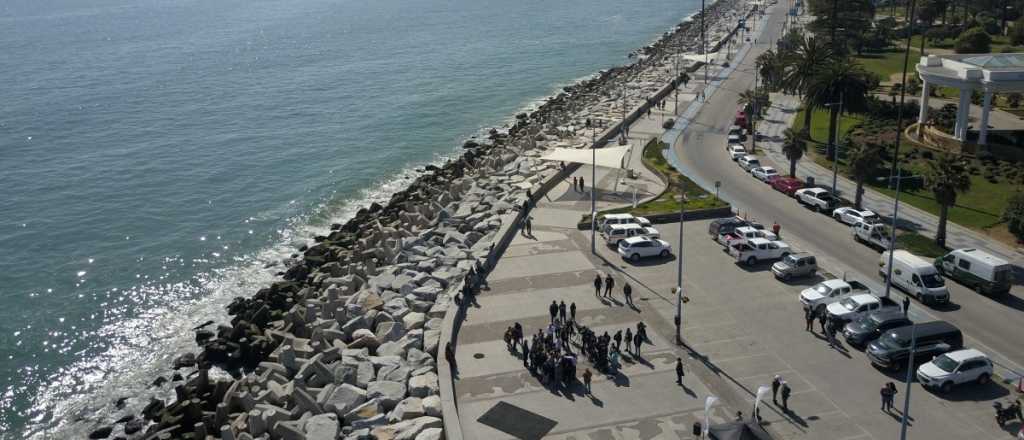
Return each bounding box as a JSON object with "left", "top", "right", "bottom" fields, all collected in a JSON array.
[{"left": 63, "top": 0, "right": 753, "bottom": 438}]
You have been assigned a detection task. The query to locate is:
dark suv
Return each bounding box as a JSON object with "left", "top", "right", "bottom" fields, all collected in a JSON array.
[
  {"left": 708, "top": 217, "right": 747, "bottom": 238},
  {"left": 866, "top": 321, "right": 963, "bottom": 371},
  {"left": 843, "top": 310, "right": 912, "bottom": 348}
]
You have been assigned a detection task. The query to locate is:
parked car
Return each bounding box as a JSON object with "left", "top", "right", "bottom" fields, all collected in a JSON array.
[
  {"left": 880, "top": 250, "right": 950, "bottom": 305},
  {"left": 727, "top": 145, "right": 747, "bottom": 160},
  {"left": 599, "top": 213, "right": 652, "bottom": 230},
  {"left": 707, "top": 217, "right": 748, "bottom": 238},
  {"left": 727, "top": 133, "right": 743, "bottom": 144},
  {"left": 728, "top": 238, "right": 791, "bottom": 265},
  {"left": 832, "top": 207, "right": 880, "bottom": 226},
  {"left": 826, "top": 293, "right": 901, "bottom": 324},
  {"left": 799, "top": 279, "right": 873, "bottom": 313},
  {"left": 728, "top": 125, "right": 746, "bottom": 140},
  {"left": 603, "top": 223, "right": 660, "bottom": 245},
  {"left": 935, "top": 248, "right": 1013, "bottom": 296},
  {"left": 618, "top": 236, "right": 672, "bottom": 261},
  {"left": 866, "top": 321, "right": 963, "bottom": 371},
  {"left": 916, "top": 348, "right": 993, "bottom": 393},
  {"left": 795, "top": 187, "right": 839, "bottom": 212},
  {"left": 751, "top": 166, "right": 779, "bottom": 182},
  {"left": 738, "top": 155, "right": 761, "bottom": 171},
  {"left": 852, "top": 221, "right": 892, "bottom": 250},
  {"left": 772, "top": 252, "right": 817, "bottom": 280},
  {"left": 716, "top": 226, "right": 777, "bottom": 246},
  {"left": 735, "top": 111, "right": 747, "bottom": 127},
  {"left": 770, "top": 177, "right": 804, "bottom": 197},
  {"left": 843, "top": 310, "right": 912, "bottom": 348}
]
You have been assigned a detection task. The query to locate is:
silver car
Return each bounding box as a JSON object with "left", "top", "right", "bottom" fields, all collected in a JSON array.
[{"left": 771, "top": 253, "right": 817, "bottom": 281}]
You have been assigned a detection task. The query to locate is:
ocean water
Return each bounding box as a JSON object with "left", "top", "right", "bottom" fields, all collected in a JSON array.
[{"left": 0, "top": 0, "right": 699, "bottom": 436}]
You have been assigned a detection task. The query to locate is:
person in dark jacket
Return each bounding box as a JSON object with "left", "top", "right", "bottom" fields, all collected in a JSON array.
[
  {"left": 623, "top": 282, "right": 633, "bottom": 305},
  {"left": 549, "top": 301, "right": 558, "bottom": 322},
  {"left": 781, "top": 382, "right": 792, "bottom": 411},
  {"left": 676, "top": 358, "right": 685, "bottom": 384},
  {"left": 903, "top": 296, "right": 911, "bottom": 316},
  {"left": 771, "top": 375, "right": 782, "bottom": 404},
  {"left": 594, "top": 274, "right": 603, "bottom": 297},
  {"left": 570, "top": 302, "right": 577, "bottom": 322},
  {"left": 604, "top": 274, "right": 615, "bottom": 298},
  {"left": 558, "top": 301, "right": 567, "bottom": 322},
  {"left": 805, "top": 307, "right": 815, "bottom": 332}
]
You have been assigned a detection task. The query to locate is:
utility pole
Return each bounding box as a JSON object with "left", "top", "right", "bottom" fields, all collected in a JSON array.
[
  {"left": 676, "top": 178, "right": 685, "bottom": 345},
  {"left": 825, "top": 93, "right": 843, "bottom": 194},
  {"left": 702, "top": 0, "right": 708, "bottom": 85},
  {"left": 588, "top": 119, "right": 598, "bottom": 254}
]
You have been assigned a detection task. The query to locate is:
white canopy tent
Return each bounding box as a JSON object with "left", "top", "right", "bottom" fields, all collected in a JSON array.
[{"left": 539, "top": 146, "right": 631, "bottom": 170}]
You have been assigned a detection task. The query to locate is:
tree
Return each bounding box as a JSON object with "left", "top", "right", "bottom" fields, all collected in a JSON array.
[
  {"left": 1005, "top": 192, "right": 1024, "bottom": 243},
  {"left": 925, "top": 153, "right": 972, "bottom": 246},
  {"left": 847, "top": 141, "right": 884, "bottom": 208},
  {"left": 954, "top": 27, "right": 992, "bottom": 53},
  {"left": 1010, "top": 17, "right": 1024, "bottom": 46},
  {"left": 919, "top": 0, "right": 950, "bottom": 26},
  {"left": 782, "top": 128, "right": 808, "bottom": 177},
  {"left": 757, "top": 49, "right": 786, "bottom": 92},
  {"left": 783, "top": 36, "right": 835, "bottom": 131},
  {"left": 805, "top": 57, "right": 876, "bottom": 160}
]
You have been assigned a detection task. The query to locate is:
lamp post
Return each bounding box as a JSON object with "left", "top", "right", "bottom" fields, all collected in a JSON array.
[
  {"left": 588, "top": 119, "right": 598, "bottom": 254},
  {"left": 702, "top": 0, "right": 708, "bottom": 86},
  {"left": 675, "top": 178, "right": 686, "bottom": 345}
]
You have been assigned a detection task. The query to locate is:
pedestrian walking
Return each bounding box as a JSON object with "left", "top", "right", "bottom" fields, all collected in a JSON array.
[
  {"left": 594, "top": 274, "right": 603, "bottom": 297},
  {"left": 781, "top": 382, "right": 791, "bottom": 411},
  {"left": 880, "top": 383, "right": 890, "bottom": 412},
  {"left": 772, "top": 221, "right": 781, "bottom": 237},
  {"left": 637, "top": 321, "right": 647, "bottom": 342},
  {"left": 549, "top": 301, "right": 558, "bottom": 322},
  {"left": 623, "top": 282, "right": 633, "bottom": 305},
  {"left": 633, "top": 332, "right": 643, "bottom": 356},
  {"left": 522, "top": 340, "right": 530, "bottom": 367},
  {"left": 771, "top": 375, "right": 781, "bottom": 404},
  {"left": 558, "top": 301, "right": 567, "bottom": 322},
  {"left": 613, "top": 330, "right": 622, "bottom": 351},
  {"left": 805, "top": 307, "right": 815, "bottom": 332},
  {"left": 583, "top": 368, "right": 593, "bottom": 393},
  {"left": 579, "top": 176, "right": 585, "bottom": 192},
  {"left": 903, "top": 296, "right": 911, "bottom": 316},
  {"left": 570, "top": 302, "right": 577, "bottom": 322},
  {"left": 504, "top": 327, "right": 514, "bottom": 352},
  {"left": 826, "top": 320, "right": 835, "bottom": 348},
  {"left": 676, "top": 358, "right": 685, "bottom": 384},
  {"left": 572, "top": 176, "right": 579, "bottom": 192},
  {"left": 604, "top": 274, "right": 615, "bottom": 298},
  {"left": 525, "top": 216, "right": 532, "bottom": 236},
  {"left": 818, "top": 310, "right": 827, "bottom": 333},
  {"left": 624, "top": 328, "right": 633, "bottom": 354},
  {"left": 886, "top": 383, "right": 898, "bottom": 412},
  {"left": 445, "top": 342, "right": 457, "bottom": 370}
]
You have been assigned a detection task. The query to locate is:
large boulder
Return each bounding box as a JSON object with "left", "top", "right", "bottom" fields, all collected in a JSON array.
[
  {"left": 421, "top": 395, "right": 442, "bottom": 418},
  {"left": 366, "top": 380, "right": 407, "bottom": 410},
  {"left": 408, "top": 373, "right": 439, "bottom": 398},
  {"left": 344, "top": 399, "right": 384, "bottom": 425},
  {"left": 416, "top": 428, "right": 443, "bottom": 440},
  {"left": 323, "top": 384, "right": 367, "bottom": 416},
  {"left": 388, "top": 397, "right": 425, "bottom": 423},
  {"left": 375, "top": 321, "right": 406, "bottom": 344},
  {"left": 304, "top": 413, "right": 339, "bottom": 440}
]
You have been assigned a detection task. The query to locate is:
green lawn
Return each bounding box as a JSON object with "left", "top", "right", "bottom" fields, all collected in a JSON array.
[
  {"left": 867, "top": 172, "right": 1013, "bottom": 230},
  {"left": 896, "top": 231, "right": 948, "bottom": 258},
  {"left": 854, "top": 49, "right": 922, "bottom": 83},
  {"left": 578, "top": 139, "right": 727, "bottom": 225}
]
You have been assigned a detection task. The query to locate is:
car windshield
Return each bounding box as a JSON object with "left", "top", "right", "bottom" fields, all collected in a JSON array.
[
  {"left": 921, "top": 273, "right": 944, "bottom": 288},
  {"left": 931, "top": 354, "right": 958, "bottom": 373},
  {"left": 863, "top": 214, "right": 879, "bottom": 223},
  {"left": 855, "top": 315, "right": 878, "bottom": 330},
  {"left": 879, "top": 331, "right": 910, "bottom": 349},
  {"left": 839, "top": 298, "right": 859, "bottom": 310},
  {"left": 783, "top": 255, "right": 799, "bottom": 265},
  {"left": 813, "top": 284, "right": 832, "bottom": 295}
]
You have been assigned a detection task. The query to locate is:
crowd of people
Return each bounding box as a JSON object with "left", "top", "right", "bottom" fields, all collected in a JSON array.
[{"left": 503, "top": 296, "right": 649, "bottom": 393}]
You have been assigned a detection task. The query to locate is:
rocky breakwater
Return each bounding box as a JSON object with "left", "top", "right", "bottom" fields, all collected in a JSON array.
[{"left": 97, "top": 113, "right": 572, "bottom": 440}]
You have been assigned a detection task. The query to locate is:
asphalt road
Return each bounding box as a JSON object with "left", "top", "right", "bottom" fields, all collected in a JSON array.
[{"left": 671, "top": 6, "right": 1024, "bottom": 374}]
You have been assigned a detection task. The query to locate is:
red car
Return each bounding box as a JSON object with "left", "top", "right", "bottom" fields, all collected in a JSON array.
[
  {"left": 771, "top": 176, "right": 804, "bottom": 196},
  {"left": 734, "top": 111, "right": 747, "bottom": 128}
]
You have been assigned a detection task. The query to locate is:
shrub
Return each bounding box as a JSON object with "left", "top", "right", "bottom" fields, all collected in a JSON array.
[
  {"left": 955, "top": 27, "right": 992, "bottom": 53},
  {"left": 1008, "top": 93, "right": 1023, "bottom": 108},
  {"left": 1012, "top": 18, "right": 1024, "bottom": 46}
]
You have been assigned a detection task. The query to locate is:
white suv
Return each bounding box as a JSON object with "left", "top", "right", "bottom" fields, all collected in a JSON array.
[
  {"left": 916, "top": 348, "right": 993, "bottom": 393},
  {"left": 738, "top": 155, "right": 761, "bottom": 171},
  {"left": 727, "top": 145, "right": 746, "bottom": 160},
  {"left": 618, "top": 236, "right": 672, "bottom": 261}
]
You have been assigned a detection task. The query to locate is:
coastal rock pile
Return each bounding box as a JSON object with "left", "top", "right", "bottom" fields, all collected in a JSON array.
[{"left": 89, "top": 0, "right": 754, "bottom": 438}]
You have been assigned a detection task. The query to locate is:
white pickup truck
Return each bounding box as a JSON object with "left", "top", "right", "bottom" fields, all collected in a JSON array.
[
  {"left": 728, "top": 238, "right": 791, "bottom": 265},
  {"left": 852, "top": 221, "right": 892, "bottom": 250},
  {"left": 826, "top": 293, "right": 901, "bottom": 323},
  {"left": 795, "top": 187, "right": 840, "bottom": 212},
  {"left": 799, "top": 279, "right": 873, "bottom": 313},
  {"left": 716, "top": 226, "right": 778, "bottom": 246}
]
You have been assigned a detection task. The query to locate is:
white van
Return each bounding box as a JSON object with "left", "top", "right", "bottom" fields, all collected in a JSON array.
[
  {"left": 936, "top": 248, "right": 1013, "bottom": 295},
  {"left": 880, "top": 250, "right": 950, "bottom": 305},
  {"left": 603, "top": 223, "right": 660, "bottom": 245},
  {"left": 599, "top": 213, "right": 652, "bottom": 231}
]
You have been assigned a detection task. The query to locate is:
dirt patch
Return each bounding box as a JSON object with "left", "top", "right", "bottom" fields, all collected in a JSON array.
[{"left": 982, "top": 223, "right": 1024, "bottom": 249}]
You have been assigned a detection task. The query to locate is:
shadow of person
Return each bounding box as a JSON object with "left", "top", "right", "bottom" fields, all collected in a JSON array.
[
  {"left": 611, "top": 371, "right": 631, "bottom": 387},
  {"left": 589, "top": 394, "right": 605, "bottom": 407},
  {"left": 679, "top": 382, "right": 697, "bottom": 398}
]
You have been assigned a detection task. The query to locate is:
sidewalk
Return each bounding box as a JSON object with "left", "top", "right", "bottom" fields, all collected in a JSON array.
[{"left": 755, "top": 93, "right": 1023, "bottom": 264}]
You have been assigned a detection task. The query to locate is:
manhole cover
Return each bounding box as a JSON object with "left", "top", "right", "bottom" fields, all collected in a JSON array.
[{"left": 474, "top": 353, "right": 485, "bottom": 359}]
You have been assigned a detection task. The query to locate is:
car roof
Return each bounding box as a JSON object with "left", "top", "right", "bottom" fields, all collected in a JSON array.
[
  {"left": 622, "top": 236, "right": 652, "bottom": 244},
  {"left": 821, "top": 279, "right": 848, "bottom": 288},
  {"left": 602, "top": 213, "right": 634, "bottom": 220},
  {"left": 869, "top": 309, "right": 907, "bottom": 322},
  {"left": 789, "top": 252, "right": 813, "bottom": 258},
  {"left": 846, "top": 293, "right": 875, "bottom": 303},
  {"left": 761, "top": 166, "right": 776, "bottom": 171},
  {"left": 608, "top": 223, "right": 643, "bottom": 230},
  {"left": 954, "top": 248, "right": 1010, "bottom": 266},
  {"left": 729, "top": 145, "right": 745, "bottom": 150},
  {"left": 747, "top": 237, "right": 771, "bottom": 245},
  {"left": 742, "top": 155, "right": 758, "bottom": 160},
  {"left": 944, "top": 348, "right": 987, "bottom": 362}
]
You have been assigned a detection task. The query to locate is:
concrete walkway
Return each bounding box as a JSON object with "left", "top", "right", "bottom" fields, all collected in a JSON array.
[{"left": 754, "top": 93, "right": 1024, "bottom": 264}]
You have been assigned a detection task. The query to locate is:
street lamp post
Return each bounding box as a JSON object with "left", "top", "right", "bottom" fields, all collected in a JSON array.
[
  {"left": 588, "top": 119, "right": 598, "bottom": 254},
  {"left": 702, "top": 0, "right": 708, "bottom": 86},
  {"left": 676, "top": 178, "right": 685, "bottom": 345},
  {"left": 823, "top": 94, "right": 843, "bottom": 195}
]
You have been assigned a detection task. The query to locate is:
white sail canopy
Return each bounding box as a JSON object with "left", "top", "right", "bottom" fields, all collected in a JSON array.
[{"left": 539, "top": 146, "right": 631, "bottom": 170}]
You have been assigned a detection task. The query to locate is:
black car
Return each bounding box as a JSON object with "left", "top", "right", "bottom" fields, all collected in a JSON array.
[
  {"left": 866, "top": 321, "right": 963, "bottom": 371},
  {"left": 843, "top": 310, "right": 912, "bottom": 348}
]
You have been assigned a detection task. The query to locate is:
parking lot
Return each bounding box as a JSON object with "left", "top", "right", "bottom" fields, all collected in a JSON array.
[{"left": 594, "top": 218, "right": 1020, "bottom": 439}]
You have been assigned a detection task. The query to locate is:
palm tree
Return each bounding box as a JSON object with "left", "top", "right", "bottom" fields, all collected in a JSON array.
[
  {"left": 847, "top": 141, "right": 884, "bottom": 209},
  {"left": 757, "top": 49, "right": 785, "bottom": 92},
  {"left": 783, "top": 36, "right": 834, "bottom": 130},
  {"left": 781, "top": 128, "right": 807, "bottom": 177},
  {"left": 805, "top": 57, "right": 875, "bottom": 161},
  {"left": 925, "top": 153, "right": 972, "bottom": 247}
]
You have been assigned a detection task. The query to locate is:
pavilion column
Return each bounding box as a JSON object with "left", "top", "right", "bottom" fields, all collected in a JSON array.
[
  {"left": 954, "top": 88, "right": 971, "bottom": 140},
  {"left": 918, "top": 80, "right": 931, "bottom": 124},
  {"left": 978, "top": 90, "right": 992, "bottom": 145}
]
